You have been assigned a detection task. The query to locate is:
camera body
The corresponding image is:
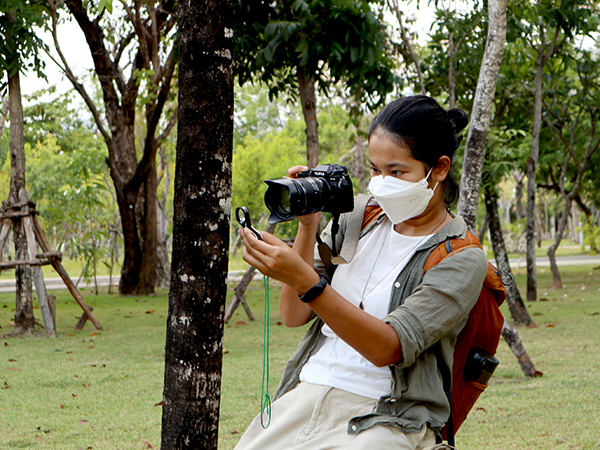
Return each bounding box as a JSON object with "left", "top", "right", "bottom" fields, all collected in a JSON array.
[{"left": 264, "top": 163, "right": 354, "bottom": 224}]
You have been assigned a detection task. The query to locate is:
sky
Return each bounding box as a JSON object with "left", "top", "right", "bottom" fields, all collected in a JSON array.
[{"left": 21, "top": 3, "right": 438, "bottom": 100}]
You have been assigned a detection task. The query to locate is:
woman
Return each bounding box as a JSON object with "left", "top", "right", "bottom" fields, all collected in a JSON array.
[{"left": 236, "top": 95, "right": 488, "bottom": 450}]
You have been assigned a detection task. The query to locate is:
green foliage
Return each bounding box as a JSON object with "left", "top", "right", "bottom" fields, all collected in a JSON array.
[
  {"left": 0, "top": 0, "right": 49, "bottom": 85},
  {"left": 24, "top": 132, "right": 118, "bottom": 286},
  {"left": 233, "top": 0, "right": 397, "bottom": 112},
  {"left": 232, "top": 130, "right": 304, "bottom": 229}
]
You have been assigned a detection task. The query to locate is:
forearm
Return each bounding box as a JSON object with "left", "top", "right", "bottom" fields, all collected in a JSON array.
[{"left": 308, "top": 286, "right": 402, "bottom": 367}]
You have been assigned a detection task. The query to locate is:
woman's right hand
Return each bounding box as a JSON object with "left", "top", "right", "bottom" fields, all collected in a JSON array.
[{"left": 287, "top": 165, "right": 322, "bottom": 227}]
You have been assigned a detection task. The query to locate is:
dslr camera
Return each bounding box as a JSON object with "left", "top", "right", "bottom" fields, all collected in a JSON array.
[{"left": 264, "top": 164, "right": 354, "bottom": 224}]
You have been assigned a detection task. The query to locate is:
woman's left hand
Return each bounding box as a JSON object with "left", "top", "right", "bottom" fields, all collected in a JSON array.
[{"left": 239, "top": 228, "right": 318, "bottom": 294}]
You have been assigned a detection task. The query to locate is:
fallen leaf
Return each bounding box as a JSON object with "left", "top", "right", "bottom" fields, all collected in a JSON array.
[
  {"left": 67, "top": 358, "right": 75, "bottom": 362},
  {"left": 527, "top": 324, "right": 538, "bottom": 328},
  {"left": 8, "top": 359, "right": 17, "bottom": 362},
  {"left": 2, "top": 381, "right": 9, "bottom": 389},
  {"left": 89, "top": 333, "right": 98, "bottom": 336},
  {"left": 235, "top": 321, "right": 246, "bottom": 327},
  {"left": 72, "top": 394, "right": 77, "bottom": 397},
  {"left": 8, "top": 367, "right": 18, "bottom": 371},
  {"left": 3, "top": 342, "right": 7, "bottom": 347},
  {"left": 154, "top": 400, "right": 163, "bottom": 407},
  {"left": 475, "top": 407, "right": 486, "bottom": 411},
  {"left": 546, "top": 324, "right": 556, "bottom": 328},
  {"left": 79, "top": 419, "right": 88, "bottom": 423},
  {"left": 143, "top": 441, "right": 154, "bottom": 449},
  {"left": 145, "top": 310, "right": 156, "bottom": 314},
  {"left": 86, "top": 346, "right": 94, "bottom": 350},
  {"left": 83, "top": 384, "right": 91, "bottom": 388}
]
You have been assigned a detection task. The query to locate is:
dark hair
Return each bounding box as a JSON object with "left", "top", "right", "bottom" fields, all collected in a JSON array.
[{"left": 368, "top": 95, "right": 468, "bottom": 207}]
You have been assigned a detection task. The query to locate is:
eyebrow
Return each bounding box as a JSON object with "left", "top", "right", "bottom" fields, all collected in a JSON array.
[{"left": 368, "top": 159, "right": 411, "bottom": 169}]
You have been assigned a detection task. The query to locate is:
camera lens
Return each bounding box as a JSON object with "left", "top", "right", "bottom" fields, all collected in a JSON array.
[
  {"left": 278, "top": 186, "right": 292, "bottom": 214},
  {"left": 264, "top": 177, "right": 326, "bottom": 224}
]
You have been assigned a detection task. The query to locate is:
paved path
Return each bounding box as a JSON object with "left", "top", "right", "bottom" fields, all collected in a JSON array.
[
  {"left": 1, "top": 257, "right": 598, "bottom": 293},
  {"left": 0, "top": 271, "right": 250, "bottom": 293}
]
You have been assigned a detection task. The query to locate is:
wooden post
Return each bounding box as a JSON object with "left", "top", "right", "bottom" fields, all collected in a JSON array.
[
  {"left": 31, "top": 215, "right": 103, "bottom": 330},
  {"left": 22, "top": 215, "right": 55, "bottom": 338},
  {"left": 75, "top": 305, "right": 94, "bottom": 330}
]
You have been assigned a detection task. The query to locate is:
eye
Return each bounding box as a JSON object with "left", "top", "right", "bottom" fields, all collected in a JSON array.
[{"left": 370, "top": 166, "right": 380, "bottom": 175}]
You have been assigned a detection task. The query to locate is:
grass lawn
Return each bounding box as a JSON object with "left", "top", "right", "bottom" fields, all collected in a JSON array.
[{"left": 0, "top": 263, "right": 599, "bottom": 449}]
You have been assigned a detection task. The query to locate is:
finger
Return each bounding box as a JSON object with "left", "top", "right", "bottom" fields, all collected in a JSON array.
[{"left": 287, "top": 165, "right": 308, "bottom": 178}]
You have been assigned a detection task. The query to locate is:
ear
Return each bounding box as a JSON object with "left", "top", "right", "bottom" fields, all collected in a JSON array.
[{"left": 433, "top": 156, "right": 451, "bottom": 182}]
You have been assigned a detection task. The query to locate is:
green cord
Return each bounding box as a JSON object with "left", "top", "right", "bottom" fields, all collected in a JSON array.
[{"left": 260, "top": 275, "right": 272, "bottom": 428}]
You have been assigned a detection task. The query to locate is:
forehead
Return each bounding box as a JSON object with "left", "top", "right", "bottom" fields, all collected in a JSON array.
[{"left": 368, "top": 131, "right": 415, "bottom": 165}]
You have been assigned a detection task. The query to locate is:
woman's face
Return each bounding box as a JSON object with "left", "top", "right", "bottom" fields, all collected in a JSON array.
[{"left": 368, "top": 130, "right": 429, "bottom": 184}]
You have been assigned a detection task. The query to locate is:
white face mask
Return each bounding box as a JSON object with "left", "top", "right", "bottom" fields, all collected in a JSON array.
[{"left": 368, "top": 170, "right": 438, "bottom": 224}]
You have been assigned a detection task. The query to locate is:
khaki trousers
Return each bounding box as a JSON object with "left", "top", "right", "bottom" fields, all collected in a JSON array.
[{"left": 234, "top": 382, "right": 437, "bottom": 450}]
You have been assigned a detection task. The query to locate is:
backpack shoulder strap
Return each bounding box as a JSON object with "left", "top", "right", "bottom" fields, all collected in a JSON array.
[
  {"left": 424, "top": 230, "right": 482, "bottom": 273},
  {"left": 330, "top": 193, "right": 375, "bottom": 265}
]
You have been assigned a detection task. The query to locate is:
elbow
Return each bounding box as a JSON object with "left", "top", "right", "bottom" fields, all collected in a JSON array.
[
  {"left": 368, "top": 345, "right": 403, "bottom": 368},
  {"left": 371, "top": 351, "right": 402, "bottom": 368},
  {"left": 280, "top": 310, "right": 312, "bottom": 328}
]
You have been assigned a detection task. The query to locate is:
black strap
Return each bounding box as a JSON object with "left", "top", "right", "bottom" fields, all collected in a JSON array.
[{"left": 435, "top": 348, "right": 455, "bottom": 447}]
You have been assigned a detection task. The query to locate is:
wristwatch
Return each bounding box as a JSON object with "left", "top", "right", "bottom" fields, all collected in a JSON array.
[{"left": 298, "top": 275, "right": 329, "bottom": 303}]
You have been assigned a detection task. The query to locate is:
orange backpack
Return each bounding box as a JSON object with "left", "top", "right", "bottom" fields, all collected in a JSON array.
[
  {"left": 361, "top": 204, "right": 506, "bottom": 446},
  {"left": 424, "top": 231, "right": 506, "bottom": 446}
]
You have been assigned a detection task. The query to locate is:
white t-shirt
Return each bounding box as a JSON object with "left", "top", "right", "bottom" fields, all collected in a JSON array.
[{"left": 300, "top": 220, "right": 433, "bottom": 399}]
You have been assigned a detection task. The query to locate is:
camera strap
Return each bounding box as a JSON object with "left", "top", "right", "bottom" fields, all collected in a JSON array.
[{"left": 260, "top": 275, "right": 272, "bottom": 428}]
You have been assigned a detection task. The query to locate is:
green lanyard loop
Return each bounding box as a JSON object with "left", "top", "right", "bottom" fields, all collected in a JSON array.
[{"left": 260, "top": 275, "right": 272, "bottom": 428}]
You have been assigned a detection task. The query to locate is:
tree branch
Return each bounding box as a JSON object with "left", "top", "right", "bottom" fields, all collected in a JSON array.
[{"left": 46, "top": 0, "right": 112, "bottom": 145}]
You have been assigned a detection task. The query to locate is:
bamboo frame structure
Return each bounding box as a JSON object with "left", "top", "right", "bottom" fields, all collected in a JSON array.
[{"left": 0, "top": 196, "right": 103, "bottom": 337}]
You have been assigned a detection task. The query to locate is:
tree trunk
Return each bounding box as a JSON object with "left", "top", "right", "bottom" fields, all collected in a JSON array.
[
  {"left": 390, "top": 0, "right": 426, "bottom": 95},
  {"left": 8, "top": 68, "right": 34, "bottom": 334},
  {"left": 501, "top": 320, "right": 542, "bottom": 378},
  {"left": 61, "top": 0, "right": 177, "bottom": 296},
  {"left": 485, "top": 182, "right": 533, "bottom": 326},
  {"left": 457, "top": 0, "right": 507, "bottom": 229},
  {"left": 525, "top": 52, "right": 544, "bottom": 301},
  {"left": 547, "top": 198, "right": 571, "bottom": 288},
  {"left": 513, "top": 170, "right": 525, "bottom": 220},
  {"left": 156, "top": 146, "right": 172, "bottom": 288},
  {"left": 161, "top": 0, "right": 233, "bottom": 448},
  {"left": 448, "top": 32, "right": 456, "bottom": 109},
  {"left": 353, "top": 115, "right": 366, "bottom": 192},
  {"left": 297, "top": 67, "right": 319, "bottom": 168}
]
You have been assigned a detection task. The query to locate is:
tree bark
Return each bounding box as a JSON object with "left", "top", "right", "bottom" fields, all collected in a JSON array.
[
  {"left": 297, "top": 67, "right": 319, "bottom": 168},
  {"left": 484, "top": 182, "right": 533, "bottom": 326},
  {"left": 457, "top": 0, "right": 507, "bottom": 229},
  {"left": 8, "top": 67, "right": 34, "bottom": 334},
  {"left": 161, "top": 0, "right": 233, "bottom": 447}
]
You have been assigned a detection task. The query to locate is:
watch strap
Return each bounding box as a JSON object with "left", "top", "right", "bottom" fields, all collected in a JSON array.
[{"left": 298, "top": 275, "right": 329, "bottom": 303}]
